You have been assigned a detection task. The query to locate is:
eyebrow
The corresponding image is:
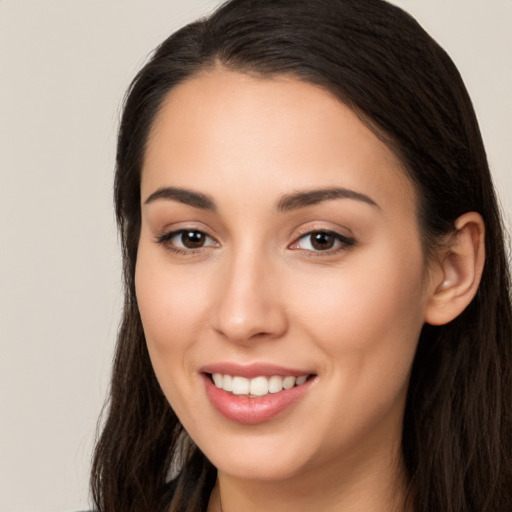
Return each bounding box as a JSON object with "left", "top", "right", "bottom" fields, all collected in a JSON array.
[
  {"left": 144, "top": 185, "right": 379, "bottom": 212},
  {"left": 144, "top": 187, "right": 216, "bottom": 210},
  {"left": 277, "top": 187, "right": 379, "bottom": 211}
]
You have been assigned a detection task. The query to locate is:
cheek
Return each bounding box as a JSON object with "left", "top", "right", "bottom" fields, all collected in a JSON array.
[
  {"left": 135, "top": 249, "right": 206, "bottom": 348},
  {"left": 135, "top": 247, "right": 212, "bottom": 421},
  {"left": 134, "top": 244, "right": 214, "bottom": 407},
  {"left": 288, "top": 246, "right": 426, "bottom": 445},
  {"left": 291, "top": 241, "right": 426, "bottom": 372}
]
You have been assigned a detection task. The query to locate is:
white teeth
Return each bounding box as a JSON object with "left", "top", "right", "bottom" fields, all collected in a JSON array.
[
  {"left": 295, "top": 375, "right": 307, "bottom": 385},
  {"left": 211, "top": 373, "right": 309, "bottom": 396},
  {"left": 232, "top": 376, "right": 250, "bottom": 395},
  {"left": 250, "top": 376, "right": 269, "bottom": 396},
  {"left": 268, "top": 375, "right": 283, "bottom": 393},
  {"left": 223, "top": 374, "right": 233, "bottom": 392},
  {"left": 282, "top": 376, "right": 296, "bottom": 389}
]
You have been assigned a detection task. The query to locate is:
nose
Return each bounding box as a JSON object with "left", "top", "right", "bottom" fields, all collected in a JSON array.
[{"left": 210, "top": 247, "right": 289, "bottom": 344}]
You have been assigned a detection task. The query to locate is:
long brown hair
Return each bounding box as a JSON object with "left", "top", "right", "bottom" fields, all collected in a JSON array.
[{"left": 91, "top": 1, "right": 512, "bottom": 511}]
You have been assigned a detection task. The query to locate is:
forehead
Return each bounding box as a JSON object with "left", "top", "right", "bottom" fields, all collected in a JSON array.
[{"left": 142, "top": 69, "right": 416, "bottom": 215}]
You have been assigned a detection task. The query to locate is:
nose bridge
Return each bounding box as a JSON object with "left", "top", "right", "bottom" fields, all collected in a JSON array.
[{"left": 212, "top": 241, "right": 287, "bottom": 343}]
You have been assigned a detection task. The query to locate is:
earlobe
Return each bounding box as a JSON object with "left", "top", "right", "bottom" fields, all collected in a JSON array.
[{"left": 425, "top": 212, "right": 485, "bottom": 326}]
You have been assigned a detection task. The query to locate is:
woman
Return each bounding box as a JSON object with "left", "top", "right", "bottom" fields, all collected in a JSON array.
[{"left": 91, "top": 0, "right": 512, "bottom": 511}]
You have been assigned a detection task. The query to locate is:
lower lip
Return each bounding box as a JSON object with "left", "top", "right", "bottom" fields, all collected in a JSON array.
[{"left": 202, "top": 374, "right": 315, "bottom": 424}]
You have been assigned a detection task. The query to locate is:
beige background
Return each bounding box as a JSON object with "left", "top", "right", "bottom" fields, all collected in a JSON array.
[{"left": 0, "top": 1, "right": 510, "bottom": 511}]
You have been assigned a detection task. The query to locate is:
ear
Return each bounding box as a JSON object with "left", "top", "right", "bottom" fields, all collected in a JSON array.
[{"left": 424, "top": 212, "right": 485, "bottom": 326}]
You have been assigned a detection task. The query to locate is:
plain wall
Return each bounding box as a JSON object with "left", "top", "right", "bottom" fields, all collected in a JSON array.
[{"left": 0, "top": 1, "right": 510, "bottom": 511}]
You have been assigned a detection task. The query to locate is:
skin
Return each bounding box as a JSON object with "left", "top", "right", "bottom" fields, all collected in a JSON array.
[{"left": 135, "top": 69, "right": 482, "bottom": 511}]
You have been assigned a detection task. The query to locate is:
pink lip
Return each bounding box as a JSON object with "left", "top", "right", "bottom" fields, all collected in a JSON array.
[
  {"left": 201, "top": 366, "right": 316, "bottom": 425},
  {"left": 200, "top": 362, "right": 311, "bottom": 379}
]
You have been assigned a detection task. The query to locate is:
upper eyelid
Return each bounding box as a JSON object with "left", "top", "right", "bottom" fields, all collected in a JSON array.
[
  {"left": 158, "top": 228, "right": 217, "bottom": 242},
  {"left": 156, "top": 224, "right": 216, "bottom": 239},
  {"left": 291, "top": 224, "right": 354, "bottom": 242},
  {"left": 292, "top": 229, "right": 355, "bottom": 244}
]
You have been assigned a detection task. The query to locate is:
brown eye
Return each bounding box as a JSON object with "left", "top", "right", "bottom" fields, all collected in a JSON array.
[
  {"left": 157, "top": 229, "right": 218, "bottom": 252},
  {"left": 181, "top": 230, "right": 206, "bottom": 248},
  {"left": 310, "top": 232, "right": 336, "bottom": 250},
  {"left": 291, "top": 230, "right": 356, "bottom": 253}
]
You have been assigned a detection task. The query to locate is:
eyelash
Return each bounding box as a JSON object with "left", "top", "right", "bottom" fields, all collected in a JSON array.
[
  {"left": 155, "top": 229, "right": 218, "bottom": 255},
  {"left": 290, "top": 229, "right": 356, "bottom": 256},
  {"left": 155, "top": 228, "right": 356, "bottom": 256}
]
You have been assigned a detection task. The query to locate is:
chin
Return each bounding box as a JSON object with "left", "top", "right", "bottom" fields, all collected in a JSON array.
[
  {"left": 194, "top": 429, "right": 316, "bottom": 482},
  {"left": 213, "top": 454, "right": 308, "bottom": 482}
]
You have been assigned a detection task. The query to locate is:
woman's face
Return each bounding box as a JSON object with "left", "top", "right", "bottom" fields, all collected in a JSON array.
[{"left": 136, "top": 69, "right": 434, "bottom": 482}]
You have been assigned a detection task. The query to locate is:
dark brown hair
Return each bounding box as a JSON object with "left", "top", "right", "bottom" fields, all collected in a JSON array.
[{"left": 91, "top": 1, "right": 512, "bottom": 511}]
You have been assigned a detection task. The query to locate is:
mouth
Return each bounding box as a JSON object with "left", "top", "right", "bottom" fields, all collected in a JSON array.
[
  {"left": 201, "top": 367, "right": 317, "bottom": 424},
  {"left": 206, "top": 372, "right": 314, "bottom": 398}
]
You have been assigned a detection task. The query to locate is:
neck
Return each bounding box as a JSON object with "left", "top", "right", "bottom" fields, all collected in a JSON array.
[{"left": 207, "top": 441, "right": 410, "bottom": 512}]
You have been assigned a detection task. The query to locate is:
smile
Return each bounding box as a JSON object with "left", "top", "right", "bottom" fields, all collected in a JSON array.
[
  {"left": 202, "top": 366, "right": 316, "bottom": 424},
  {"left": 210, "top": 373, "right": 309, "bottom": 397}
]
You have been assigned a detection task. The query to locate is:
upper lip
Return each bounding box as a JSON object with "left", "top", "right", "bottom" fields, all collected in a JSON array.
[{"left": 200, "top": 362, "right": 314, "bottom": 379}]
